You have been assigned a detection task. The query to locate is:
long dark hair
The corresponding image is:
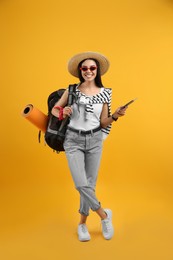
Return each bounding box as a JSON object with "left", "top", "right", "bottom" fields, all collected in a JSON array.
[{"left": 77, "top": 59, "right": 104, "bottom": 88}]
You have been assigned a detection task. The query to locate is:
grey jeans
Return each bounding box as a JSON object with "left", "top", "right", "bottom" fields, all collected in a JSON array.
[{"left": 63, "top": 127, "right": 103, "bottom": 216}]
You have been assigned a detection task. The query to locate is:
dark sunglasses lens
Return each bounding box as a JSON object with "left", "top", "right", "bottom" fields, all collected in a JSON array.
[
  {"left": 82, "top": 67, "right": 88, "bottom": 71},
  {"left": 90, "top": 66, "right": 97, "bottom": 71},
  {"left": 80, "top": 66, "right": 97, "bottom": 72}
]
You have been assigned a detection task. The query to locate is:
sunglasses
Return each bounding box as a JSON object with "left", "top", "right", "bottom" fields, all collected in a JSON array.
[{"left": 80, "top": 66, "right": 97, "bottom": 72}]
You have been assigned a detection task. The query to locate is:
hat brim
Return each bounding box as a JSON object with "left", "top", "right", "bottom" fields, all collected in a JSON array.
[{"left": 67, "top": 51, "right": 110, "bottom": 77}]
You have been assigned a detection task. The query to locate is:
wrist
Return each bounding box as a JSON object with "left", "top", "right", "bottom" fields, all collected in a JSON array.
[
  {"left": 54, "top": 106, "right": 64, "bottom": 120},
  {"left": 111, "top": 114, "right": 118, "bottom": 121}
]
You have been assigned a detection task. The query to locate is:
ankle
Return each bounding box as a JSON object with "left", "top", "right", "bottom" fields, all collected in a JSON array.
[
  {"left": 101, "top": 211, "right": 107, "bottom": 220},
  {"left": 79, "top": 221, "right": 86, "bottom": 225}
]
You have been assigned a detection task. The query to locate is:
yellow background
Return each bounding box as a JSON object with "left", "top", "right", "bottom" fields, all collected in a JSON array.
[{"left": 1, "top": 0, "right": 173, "bottom": 259}]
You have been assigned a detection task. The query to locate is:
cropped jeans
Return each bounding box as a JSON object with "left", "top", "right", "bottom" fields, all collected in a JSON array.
[{"left": 63, "top": 127, "right": 103, "bottom": 216}]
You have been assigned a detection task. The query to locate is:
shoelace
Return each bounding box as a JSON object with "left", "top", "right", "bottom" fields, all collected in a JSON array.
[
  {"left": 80, "top": 224, "right": 88, "bottom": 233},
  {"left": 102, "top": 219, "right": 111, "bottom": 233}
]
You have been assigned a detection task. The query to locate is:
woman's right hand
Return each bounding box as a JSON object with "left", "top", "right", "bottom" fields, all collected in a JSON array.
[{"left": 63, "top": 106, "right": 73, "bottom": 118}]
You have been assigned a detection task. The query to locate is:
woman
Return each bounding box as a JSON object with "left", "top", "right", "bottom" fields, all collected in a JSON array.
[{"left": 52, "top": 52, "right": 127, "bottom": 241}]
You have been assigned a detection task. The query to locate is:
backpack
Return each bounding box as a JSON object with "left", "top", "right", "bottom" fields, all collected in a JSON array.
[{"left": 44, "top": 84, "right": 77, "bottom": 152}]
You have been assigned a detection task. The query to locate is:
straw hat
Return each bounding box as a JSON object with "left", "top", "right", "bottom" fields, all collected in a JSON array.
[{"left": 67, "top": 51, "right": 110, "bottom": 77}]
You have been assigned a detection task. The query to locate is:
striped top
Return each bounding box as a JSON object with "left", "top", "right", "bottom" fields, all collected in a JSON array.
[{"left": 73, "top": 85, "right": 112, "bottom": 138}]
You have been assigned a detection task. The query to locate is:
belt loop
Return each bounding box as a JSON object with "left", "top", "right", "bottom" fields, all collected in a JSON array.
[
  {"left": 91, "top": 129, "right": 93, "bottom": 136},
  {"left": 79, "top": 129, "right": 81, "bottom": 136}
]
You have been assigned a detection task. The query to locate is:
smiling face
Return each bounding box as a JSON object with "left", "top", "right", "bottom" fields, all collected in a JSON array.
[{"left": 80, "top": 59, "right": 97, "bottom": 82}]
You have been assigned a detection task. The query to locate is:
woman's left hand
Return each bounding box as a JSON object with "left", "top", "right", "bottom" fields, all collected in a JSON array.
[{"left": 112, "top": 106, "right": 128, "bottom": 118}]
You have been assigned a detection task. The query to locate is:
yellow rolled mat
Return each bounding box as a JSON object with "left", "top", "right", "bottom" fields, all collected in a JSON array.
[{"left": 21, "top": 104, "right": 48, "bottom": 133}]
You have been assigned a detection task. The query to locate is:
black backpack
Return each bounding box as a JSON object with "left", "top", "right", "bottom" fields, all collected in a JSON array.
[{"left": 44, "top": 84, "right": 77, "bottom": 152}]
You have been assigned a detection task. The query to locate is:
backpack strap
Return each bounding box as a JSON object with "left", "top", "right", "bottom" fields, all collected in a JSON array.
[
  {"left": 67, "top": 84, "right": 77, "bottom": 106},
  {"left": 38, "top": 130, "right": 41, "bottom": 143},
  {"left": 58, "top": 84, "right": 77, "bottom": 132}
]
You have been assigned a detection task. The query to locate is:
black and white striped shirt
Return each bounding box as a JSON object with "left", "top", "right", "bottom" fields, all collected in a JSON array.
[{"left": 75, "top": 86, "right": 112, "bottom": 138}]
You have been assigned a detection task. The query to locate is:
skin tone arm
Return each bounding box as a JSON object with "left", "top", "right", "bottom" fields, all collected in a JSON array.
[
  {"left": 51, "top": 89, "right": 73, "bottom": 118},
  {"left": 100, "top": 103, "right": 127, "bottom": 128}
]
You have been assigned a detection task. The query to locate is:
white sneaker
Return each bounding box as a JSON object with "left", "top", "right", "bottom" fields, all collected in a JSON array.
[
  {"left": 78, "top": 224, "right": 91, "bottom": 242},
  {"left": 101, "top": 209, "right": 114, "bottom": 240}
]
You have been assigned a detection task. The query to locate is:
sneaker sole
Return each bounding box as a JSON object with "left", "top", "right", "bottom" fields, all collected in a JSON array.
[{"left": 78, "top": 236, "right": 91, "bottom": 242}]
